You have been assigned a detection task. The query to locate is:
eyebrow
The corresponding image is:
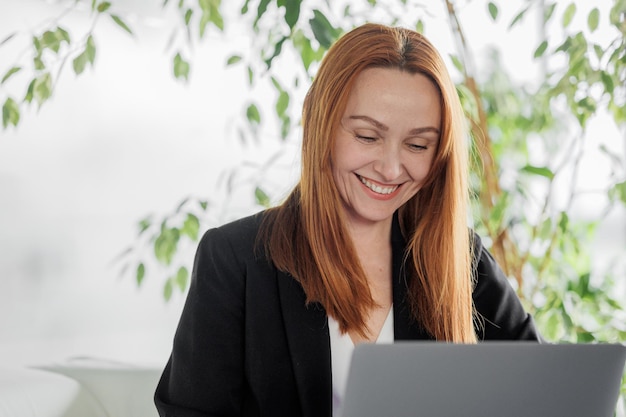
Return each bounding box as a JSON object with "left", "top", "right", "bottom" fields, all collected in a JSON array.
[{"left": 348, "top": 115, "right": 440, "bottom": 135}]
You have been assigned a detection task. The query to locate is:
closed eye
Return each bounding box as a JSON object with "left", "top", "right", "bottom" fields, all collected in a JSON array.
[
  {"left": 355, "top": 135, "right": 378, "bottom": 143},
  {"left": 408, "top": 143, "right": 428, "bottom": 151}
]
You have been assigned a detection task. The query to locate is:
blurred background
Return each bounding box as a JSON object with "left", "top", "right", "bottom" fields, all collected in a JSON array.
[{"left": 0, "top": 0, "right": 624, "bottom": 370}]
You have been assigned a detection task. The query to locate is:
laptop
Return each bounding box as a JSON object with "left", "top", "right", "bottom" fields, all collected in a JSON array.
[{"left": 341, "top": 342, "right": 626, "bottom": 417}]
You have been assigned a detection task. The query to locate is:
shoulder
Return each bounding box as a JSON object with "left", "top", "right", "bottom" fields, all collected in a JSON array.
[
  {"left": 469, "top": 231, "right": 500, "bottom": 282},
  {"left": 469, "top": 230, "right": 516, "bottom": 317},
  {"left": 195, "top": 210, "right": 268, "bottom": 268},
  {"left": 201, "top": 210, "right": 265, "bottom": 246},
  {"left": 469, "top": 231, "right": 543, "bottom": 341}
]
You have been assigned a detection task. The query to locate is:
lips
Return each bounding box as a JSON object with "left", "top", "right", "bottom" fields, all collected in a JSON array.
[{"left": 357, "top": 175, "right": 399, "bottom": 195}]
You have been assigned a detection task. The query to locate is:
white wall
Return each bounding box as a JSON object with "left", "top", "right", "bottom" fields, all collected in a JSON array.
[{"left": 0, "top": 0, "right": 269, "bottom": 367}]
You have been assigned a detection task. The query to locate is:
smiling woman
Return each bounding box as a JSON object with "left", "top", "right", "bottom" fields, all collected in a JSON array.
[
  {"left": 333, "top": 68, "right": 440, "bottom": 229},
  {"left": 154, "top": 23, "right": 543, "bottom": 417}
]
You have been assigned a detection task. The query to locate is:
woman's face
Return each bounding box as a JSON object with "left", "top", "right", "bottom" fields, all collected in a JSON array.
[{"left": 332, "top": 67, "right": 441, "bottom": 230}]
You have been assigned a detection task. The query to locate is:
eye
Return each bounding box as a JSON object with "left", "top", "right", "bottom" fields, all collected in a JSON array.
[
  {"left": 355, "top": 135, "right": 378, "bottom": 143},
  {"left": 407, "top": 143, "right": 428, "bottom": 152}
]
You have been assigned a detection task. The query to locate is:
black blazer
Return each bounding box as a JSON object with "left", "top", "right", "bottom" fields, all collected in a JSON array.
[{"left": 155, "top": 211, "right": 542, "bottom": 417}]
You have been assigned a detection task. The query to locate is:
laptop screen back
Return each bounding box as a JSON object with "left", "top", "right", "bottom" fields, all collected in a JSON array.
[{"left": 342, "top": 342, "right": 626, "bottom": 417}]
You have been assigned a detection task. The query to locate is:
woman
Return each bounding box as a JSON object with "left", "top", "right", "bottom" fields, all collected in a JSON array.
[{"left": 155, "top": 23, "right": 542, "bottom": 417}]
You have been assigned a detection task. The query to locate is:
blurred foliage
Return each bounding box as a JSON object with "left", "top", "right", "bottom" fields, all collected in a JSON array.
[{"left": 2, "top": 0, "right": 625, "bottom": 412}]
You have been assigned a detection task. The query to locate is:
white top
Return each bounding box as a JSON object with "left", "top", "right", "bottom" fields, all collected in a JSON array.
[{"left": 329, "top": 307, "right": 394, "bottom": 417}]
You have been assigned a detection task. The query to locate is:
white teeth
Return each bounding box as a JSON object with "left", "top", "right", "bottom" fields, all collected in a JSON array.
[{"left": 359, "top": 176, "right": 398, "bottom": 195}]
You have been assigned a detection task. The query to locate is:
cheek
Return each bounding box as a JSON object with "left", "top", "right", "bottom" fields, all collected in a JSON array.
[{"left": 408, "top": 157, "right": 434, "bottom": 182}]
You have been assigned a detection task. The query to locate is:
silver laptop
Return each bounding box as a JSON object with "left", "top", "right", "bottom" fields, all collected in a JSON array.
[{"left": 342, "top": 342, "right": 626, "bottom": 417}]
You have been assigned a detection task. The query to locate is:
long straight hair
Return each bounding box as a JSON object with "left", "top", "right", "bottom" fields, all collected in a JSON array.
[{"left": 260, "top": 23, "right": 476, "bottom": 343}]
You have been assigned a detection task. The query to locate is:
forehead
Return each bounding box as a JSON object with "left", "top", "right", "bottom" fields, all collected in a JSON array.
[{"left": 343, "top": 67, "right": 442, "bottom": 127}]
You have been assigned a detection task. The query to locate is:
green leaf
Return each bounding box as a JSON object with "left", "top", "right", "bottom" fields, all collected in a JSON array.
[
  {"left": 199, "top": 200, "right": 209, "bottom": 210},
  {"left": 488, "top": 2, "right": 498, "bottom": 21},
  {"left": 175, "top": 266, "right": 189, "bottom": 292},
  {"left": 562, "top": 3, "right": 576, "bottom": 28},
  {"left": 33, "top": 55, "right": 45, "bottom": 71},
  {"left": 276, "top": 91, "right": 289, "bottom": 117},
  {"left": 538, "top": 217, "right": 552, "bottom": 240},
  {"left": 97, "top": 1, "right": 111, "bottom": 13},
  {"left": 254, "top": 0, "right": 271, "bottom": 27},
  {"left": 199, "top": 0, "right": 211, "bottom": 12},
  {"left": 280, "top": 115, "right": 291, "bottom": 140},
  {"left": 199, "top": 12, "right": 211, "bottom": 38},
  {"left": 56, "top": 26, "right": 71, "bottom": 43},
  {"left": 609, "top": 1, "right": 625, "bottom": 25},
  {"left": 210, "top": 7, "right": 224, "bottom": 31},
  {"left": 24, "top": 79, "right": 35, "bottom": 103},
  {"left": 72, "top": 37, "right": 96, "bottom": 75},
  {"left": 181, "top": 213, "right": 200, "bottom": 240},
  {"left": 284, "top": 0, "right": 301, "bottom": 29},
  {"left": 533, "top": 40, "right": 548, "bottom": 58},
  {"left": 415, "top": 19, "right": 424, "bottom": 33},
  {"left": 241, "top": 0, "right": 251, "bottom": 14},
  {"left": 72, "top": 50, "right": 89, "bottom": 75},
  {"left": 449, "top": 54, "right": 464, "bottom": 73},
  {"left": 32, "top": 35, "right": 42, "bottom": 55},
  {"left": 33, "top": 73, "right": 53, "bottom": 106},
  {"left": 522, "top": 165, "right": 554, "bottom": 180},
  {"left": 184, "top": 8, "right": 193, "bottom": 25},
  {"left": 138, "top": 216, "right": 152, "bottom": 235},
  {"left": 154, "top": 228, "right": 180, "bottom": 265},
  {"left": 1, "top": 66, "right": 21, "bottom": 85},
  {"left": 292, "top": 29, "right": 322, "bottom": 71},
  {"left": 226, "top": 55, "right": 242, "bottom": 65},
  {"left": 247, "top": 66, "right": 254, "bottom": 86},
  {"left": 173, "top": 52, "right": 190, "bottom": 81},
  {"left": 543, "top": 310, "right": 564, "bottom": 341},
  {"left": 600, "top": 71, "right": 614, "bottom": 94},
  {"left": 86, "top": 35, "right": 97, "bottom": 63},
  {"left": 543, "top": 3, "right": 556, "bottom": 23},
  {"left": 163, "top": 278, "right": 173, "bottom": 301},
  {"left": 136, "top": 263, "right": 145, "bottom": 286},
  {"left": 264, "top": 36, "right": 287, "bottom": 69},
  {"left": 509, "top": 5, "right": 530, "bottom": 28},
  {"left": 593, "top": 44, "right": 604, "bottom": 60},
  {"left": 2, "top": 97, "right": 20, "bottom": 128},
  {"left": 111, "top": 15, "right": 133, "bottom": 35},
  {"left": 587, "top": 8, "right": 599, "bottom": 32},
  {"left": 42, "top": 30, "right": 61, "bottom": 53},
  {"left": 488, "top": 191, "right": 510, "bottom": 227},
  {"left": 309, "top": 9, "right": 338, "bottom": 49},
  {"left": 246, "top": 103, "right": 261, "bottom": 124},
  {"left": 609, "top": 180, "right": 626, "bottom": 205},
  {"left": 255, "top": 186, "right": 271, "bottom": 207},
  {"left": 558, "top": 212, "right": 569, "bottom": 233},
  {"left": 271, "top": 76, "right": 283, "bottom": 92}
]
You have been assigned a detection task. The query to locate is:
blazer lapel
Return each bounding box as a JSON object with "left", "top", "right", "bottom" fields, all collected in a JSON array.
[{"left": 277, "top": 270, "right": 332, "bottom": 417}]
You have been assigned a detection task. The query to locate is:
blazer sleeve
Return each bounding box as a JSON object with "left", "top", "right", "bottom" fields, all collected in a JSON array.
[
  {"left": 155, "top": 226, "right": 247, "bottom": 417},
  {"left": 471, "top": 233, "right": 545, "bottom": 342}
]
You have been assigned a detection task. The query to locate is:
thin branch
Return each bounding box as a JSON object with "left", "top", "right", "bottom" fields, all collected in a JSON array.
[{"left": 444, "top": 0, "right": 524, "bottom": 286}]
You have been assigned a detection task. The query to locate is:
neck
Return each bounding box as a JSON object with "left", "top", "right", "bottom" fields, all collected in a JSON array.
[{"left": 344, "top": 217, "right": 393, "bottom": 248}]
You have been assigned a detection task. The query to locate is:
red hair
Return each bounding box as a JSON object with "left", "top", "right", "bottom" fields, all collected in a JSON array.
[{"left": 260, "top": 23, "right": 476, "bottom": 343}]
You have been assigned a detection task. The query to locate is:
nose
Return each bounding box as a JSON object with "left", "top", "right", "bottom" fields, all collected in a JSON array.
[{"left": 373, "top": 143, "right": 403, "bottom": 181}]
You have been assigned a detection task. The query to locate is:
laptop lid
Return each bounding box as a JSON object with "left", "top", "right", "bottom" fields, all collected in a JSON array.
[{"left": 341, "top": 342, "right": 626, "bottom": 417}]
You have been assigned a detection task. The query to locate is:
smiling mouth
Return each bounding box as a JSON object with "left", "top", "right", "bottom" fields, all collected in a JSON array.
[{"left": 358, "top": 175, "right": 399, "bottom": 195}]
